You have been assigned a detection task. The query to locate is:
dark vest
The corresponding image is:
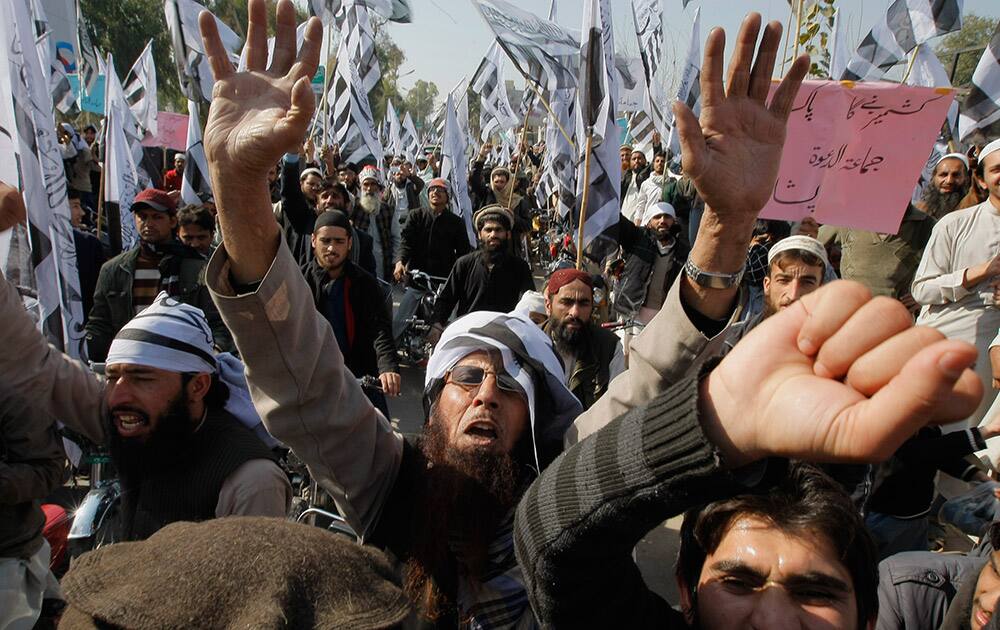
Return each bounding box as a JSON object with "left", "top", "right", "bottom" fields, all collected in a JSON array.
[
  {"left": 545, "top": 321, "right": 620, "bottom": 410},
  {"left": 120, "top": 411, "right": 276, "bottom": 541}
]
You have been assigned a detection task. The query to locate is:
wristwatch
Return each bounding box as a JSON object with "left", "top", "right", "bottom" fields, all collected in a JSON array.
[{"left": 683, "top": 258, "right": 745, "bottom": 289}]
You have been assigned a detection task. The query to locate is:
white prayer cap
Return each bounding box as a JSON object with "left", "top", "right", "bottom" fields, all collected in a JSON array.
[
  {"left": 424, "top": 310, "right": 582, "bottom": 469},
  {"left": 980, "top": 139, "right": 1000, "bottom": 164},
  {"left": 107, "top": 292, "right": 217, "bottom": 374},
  {"left": 514, "top": 291, "right": 546, "bottom": 318},
  {"left": 935, "top": 152, "right": 970, "bottom": 171},
  {"left": 299, "top": 167, "right": 323, "bottom": 181},
  {"left": 767, "top": 235, "right": 830, "bottom": 270},
  {"left": 641, "top": 201, "right": 677, "bottom": 227}
]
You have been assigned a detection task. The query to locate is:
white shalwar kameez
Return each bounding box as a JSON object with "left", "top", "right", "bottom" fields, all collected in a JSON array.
[{"left": 912, "top": 198, "right": 1000, "bottom": 462}]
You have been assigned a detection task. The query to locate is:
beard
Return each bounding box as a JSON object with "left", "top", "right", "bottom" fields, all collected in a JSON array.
[
  {"left": 359, "top": 191, "right": 380, "bottom": 214},
  {"left": 552, "top": 317, "right": 585, "bottom": 354},
  {"left": 402, "top": 406, "right": 527, "bottom": 621},
  {"left": 921, "top": 184, "right": 967, "bottom": 217},
  {"left": 107, "top": 390, "right": 197, "bottom": 486}
]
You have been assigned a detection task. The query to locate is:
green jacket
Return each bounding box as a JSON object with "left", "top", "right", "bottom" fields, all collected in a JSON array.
[{"left": 84, "top": 244, "right": 234, "bottom": 362}]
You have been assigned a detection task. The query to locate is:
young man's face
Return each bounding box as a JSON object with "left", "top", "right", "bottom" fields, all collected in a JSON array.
[
  {"left": 178, "top": 223, "right": 214, "bottom": 255},
  {"left": 83, "top": 129, "right": 96, "bottom": 144},
  {"left": 301, "top": 174, "right": 323, "bottom": 203},
  {"left": 763, "top": 259, "right": 824, "bottom": 316},
  {"left": 479, "top": 220, "right": 509, "bottom": 252},
  {"left": 69, "top": 198, "right": 85, "bottom": 228},
  {"left": 684, "top": 516, "right": 861, "bottom": 630},
  {"left": 312, "top": 225, "right": 352, "bottom": 273},
  {"left": 652, "top": 154, "right": 666, "bottom": 175},
  {"left": 630, "top": 151, "right": 647, "bottom": 171},
  {"left": 932, "top": 158, "right": 969, "bottom": 194},
  {"left": 433, "top": 350, "right": 529, "bottom": 455},
  {"left": 491, "top": 172, "right": 509, "bottom": 191},
  {"left": 981, "top": 153, "right": 1000, "bottom": 205},
  {"left": 970, "top": 551, "right": 1000, "bottom": 630},
  {"left": 134, "top": 207, "right": 177, "bottom": 245}
]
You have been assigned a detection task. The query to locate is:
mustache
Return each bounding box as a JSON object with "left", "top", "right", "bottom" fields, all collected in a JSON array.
[{"left": 109, "top": 405, "right": 150, "bottom": 422}]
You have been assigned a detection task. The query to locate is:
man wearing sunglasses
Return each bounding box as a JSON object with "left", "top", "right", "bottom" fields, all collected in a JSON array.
[{"left": 195, "top": 8, "right": 579, "bottom": 627}]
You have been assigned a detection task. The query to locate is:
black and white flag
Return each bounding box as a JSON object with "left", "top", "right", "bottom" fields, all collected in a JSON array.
[
  {"left": 538, "top": 88, "right": 576, "bottom": 219},
  {"left": 840, "top": 0, "right": 963, "bottom": 81},
  {"left": 472, "top": 41, "right": 520, "bottom": 143},
  {"left": 28, "top": 0, "right": 77, "bottom": 115},
  {"left": 667, "top": 6, "right": 701, "bottom": 156},
  {"left": 0, "top": 0, "right": 85, "bottom": 357},
  {"left": 442, "top": 93, "right": 477, "bottom": 248},
  {"left": 385, "top": 98, "right": 402, "bottom": 156},
  {"left": 331, "top": 35, "right": 383, "bottom": 166},
  {"left": 104, "top": 53, "right": 140, "bottom": 252},
  {"left": 75, "top": 0, "right": 99, "bottom": 96},
  {"left": 309, "top": 0, "right": 411, "bottom": 24},
  {"left": 473, "top": 0, "right": 580, "bottom": 91},
  {"left": 631, "top": 0, "right": 669, "bottom": 137},
  {"left": 401, "top": 111, "right": 420, "bottom": 161},
  {"left": 574, "top": 0, "right": 620, "bottom": 261},
  {"left": 181, "top": 100, "right": 212, "bottom": 206},
  {"left": 124, "top": 39, "right": 158, "bottom": 136},
  {"left": 339, "top": 0, "right": 381, "bottom": 96},
  {"left": 959, "top": 20, "right": 1000, "bottom": 140},
  {"left": 164, "top": 0, "right": 242, "bottom": 103}
]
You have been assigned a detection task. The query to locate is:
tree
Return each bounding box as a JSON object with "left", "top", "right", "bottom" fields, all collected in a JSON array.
[
  {"left": 81, "top": 0, "right": 306, "bottom": 112},
  {"left": 936, "top": 14, "right": 999, "bottom": 87},
  {"left": 786, "top": 0, "right": 836, "bottom": 78},
  {"left": 403, "top": 80, "right": 439, "bottom": 127}
]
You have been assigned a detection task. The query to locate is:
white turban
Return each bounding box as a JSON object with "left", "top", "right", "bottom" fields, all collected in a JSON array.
[
  {"left": 514, "top": 291, "right": 546, "bottom": 318},
  {"left": 935, "top": 152, "right": 970, "bottom": 171},
  {"left": 106, "top": 293, "right": 279, "bottom": 448},
  {"left": 980, "top": 139, "right": 1000, "bottom": 164},
  {"left": 767, "top": 235, "right": 831, "bottom": 271},
  {"left": 641, "top": 201, "right": 677, "bottom": 227},
  {"left": 424, "top": 310, "right": 582, "bottom": 469}
]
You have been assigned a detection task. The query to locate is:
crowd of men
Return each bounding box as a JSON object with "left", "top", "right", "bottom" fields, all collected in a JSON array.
[{"left": 4, "top": 2, "right": 1000, "bottom": 628}]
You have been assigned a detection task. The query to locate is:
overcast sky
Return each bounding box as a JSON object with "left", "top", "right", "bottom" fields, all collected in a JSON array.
[{"left": 379, "top": 0, "right": 1000, "bottom": 100}]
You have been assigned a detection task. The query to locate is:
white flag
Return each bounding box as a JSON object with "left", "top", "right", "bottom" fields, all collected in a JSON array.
[
  {"left": 401, "top": 111, "right": 420, "bottom": 161},
  {"left": 164, "top": 0, "right": 242, "bottom": 102},
  {"left": 668, "top": 6, "right": 701, "bottom": 156},
  {"left": 958, "top": 21, "right": 1000, "bottom": 141},
  {"left": 385, "top": 98, "right": 402, "bottom": 156},
  {"left": 124, "top": 40, "right": 158, "bottom": 136},
  {"left": 442, "top": 94, "right": 476, "bottom": 248},
  {"left": 104, "top": 54, "right": 140, "bottom": 252},
  {"left": 0, "top": 0, "right": 85, "bottom": 356}
]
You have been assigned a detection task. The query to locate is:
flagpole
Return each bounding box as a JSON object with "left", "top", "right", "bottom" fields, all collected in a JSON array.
[
  {"left": 792, "top": 0, "right": 806, "bottom": 60},
  {"left": 900, "top": 44, "right": 920, "bottom": 84},
  {"left": 518, "top": 74, "right": 575, "bottom": 153},
  {"left": 507, "top": 110, "right": 531, "bottom": 209},
  {"left": 780, "top": 1, "right": 795, "bottom": 76},
  {"left": 576, "top": 131, "right": 593, "bottom": 270}
]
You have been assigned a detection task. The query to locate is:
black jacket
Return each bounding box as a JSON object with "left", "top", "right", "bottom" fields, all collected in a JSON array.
[
  {"left": 878, "top": 551, "right": 984, "bottom": 630},
  {"left": 85, "top": 242, "right": 233, "bottom": 362},
  {"left": 432, "top": 250, "right": 535, "bottom": 324},
  {"left": 397, "top": 206, "right": 472, "bottom": 279},
  {"left": 74, "top": 227, "right": 106, "bottom": 326},
  {"left": 614, "top": 215, "right": 689, "bottom": 318},
  {"left": 303, "top": 259, "right": 398, "bottom": 377}
]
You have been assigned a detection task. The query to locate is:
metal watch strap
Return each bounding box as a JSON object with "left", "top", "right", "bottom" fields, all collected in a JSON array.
[{"left": 683, "top": 258, "right": 746, "bottom": 289}]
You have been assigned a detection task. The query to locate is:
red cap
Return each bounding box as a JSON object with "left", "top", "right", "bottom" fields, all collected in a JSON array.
[
  {"left": 131, "top": 188, "right": 177, "bottom": 214},
  {"left": 428, "top": 178, "right": 449, "bottom": 192},
  {"left": 546, "top": 269, "right": 593, "bottom": 295}
]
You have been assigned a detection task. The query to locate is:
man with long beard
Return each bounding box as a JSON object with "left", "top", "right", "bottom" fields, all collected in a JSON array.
[
  {"left": 430, "top": 205, "right": 534, "bottom": 333},
  {"left": 350, "top": 166, "right": 398, "bottom": 281},
  {"left": 0, "top": 241, "right": 290, "bottom": 541},
  {"left": 919, "top": 152, "right": 972, "bottom": 218},
  {"left": 195, "top": 6, "right": 581, "bottom": 624},
  {"left": 543, "top": 268, "right": 624, "bottom": 410}
]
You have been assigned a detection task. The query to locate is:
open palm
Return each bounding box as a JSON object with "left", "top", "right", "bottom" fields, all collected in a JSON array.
[
  {"left": 673, "top": 15, "right": 809, "bottom": 218},
  {"left": 702, "top": 282, "right": 983, "bottom": 467},
  {"left": 199, "top": 0, "right": 321, "bottom": 178}
]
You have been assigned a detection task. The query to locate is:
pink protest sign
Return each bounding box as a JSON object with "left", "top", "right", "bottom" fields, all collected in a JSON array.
[
  {"left": 141, "top": 112, "right": 188, "bottom": 151},
  {"left": 760, "top": 80, "right": 954, "bottom": 234}
]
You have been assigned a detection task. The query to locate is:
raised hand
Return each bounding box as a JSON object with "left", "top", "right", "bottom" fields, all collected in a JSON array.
[
  {"left": 673, "top": 13, "right": 809, "bottom": 220},
  {"left": 200, "top": 0, "right": 321, "bottom": 180},
  {"left": 700, "top": 281, "right": 983, "bottom": 467}
]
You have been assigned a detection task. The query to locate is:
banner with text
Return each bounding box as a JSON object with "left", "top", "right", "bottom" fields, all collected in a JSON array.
[{"left": 760, "top": 80, "right": 954, "bottom": 234}]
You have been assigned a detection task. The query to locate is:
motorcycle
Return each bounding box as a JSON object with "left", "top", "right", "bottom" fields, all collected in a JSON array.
[
  {"left": 396, "top": 269, "right": 448, "bottom": 366},
  {"left": 65, "top": 430, "right": 121, "bottom": 559}
]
